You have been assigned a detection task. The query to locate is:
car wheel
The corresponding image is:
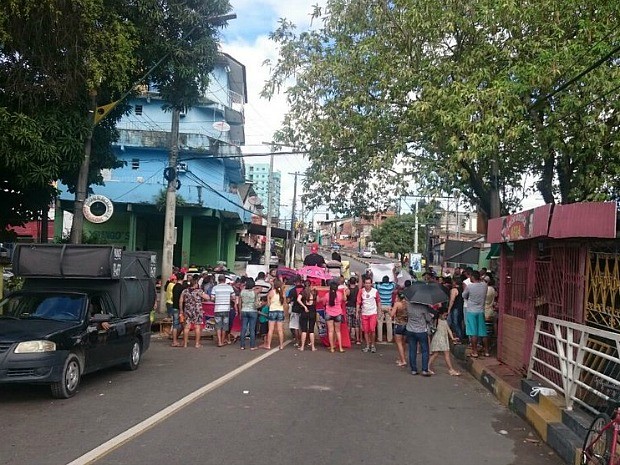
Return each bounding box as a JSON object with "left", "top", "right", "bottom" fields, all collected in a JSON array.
[
  {"left": 51, "top": 354, "right": 81, "bottom": 399},
  {"left": 122, "top": 338, "right": 142, "bottom": 371}
]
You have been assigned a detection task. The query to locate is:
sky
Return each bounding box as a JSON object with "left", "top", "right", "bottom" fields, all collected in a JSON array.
[{"left": 219, "top": 0, "right": 321, "bottom": 223}]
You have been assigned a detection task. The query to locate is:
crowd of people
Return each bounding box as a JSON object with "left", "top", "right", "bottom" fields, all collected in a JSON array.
[{"left": 162, "top": 255, "right": 497, "bottom": 378}]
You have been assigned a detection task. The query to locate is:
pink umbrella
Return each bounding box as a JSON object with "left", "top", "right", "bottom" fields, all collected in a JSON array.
[
  {"left": 298, "top": 265, "right": 333, "bottom": 281},
  {"left": 276, "top": 266, "right": 300, "bottom": 284}
]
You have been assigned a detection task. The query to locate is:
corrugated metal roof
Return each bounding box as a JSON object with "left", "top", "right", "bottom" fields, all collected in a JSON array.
[
  {"left": 548, "top": 202, "right": 616, "bottom": 238},
  {"left": 488, "top": 202, "right": 618, "bottom": 243}
]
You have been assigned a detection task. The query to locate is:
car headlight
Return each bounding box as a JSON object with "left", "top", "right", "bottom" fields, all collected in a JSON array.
[{"left": 14, "top": 340, "right": 56, "bottom": 353}]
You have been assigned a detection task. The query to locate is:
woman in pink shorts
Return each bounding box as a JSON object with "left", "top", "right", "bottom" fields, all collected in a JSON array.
[{"left": 324, "top": 281, "right": 345, "bottom": 352}]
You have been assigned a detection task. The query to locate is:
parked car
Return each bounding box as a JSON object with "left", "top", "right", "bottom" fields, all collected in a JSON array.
[
  {"left": 0, "top": 244, "right": 156, "bottom": 398},
  {"left": 359, "top": 249, "right": 372, "bottom": 258},
  {"left": 259, "top": 253, "right": 279, "bottom": 266},
  {"left": 331, "top": 242, "right": 341, "bottom": 251}
]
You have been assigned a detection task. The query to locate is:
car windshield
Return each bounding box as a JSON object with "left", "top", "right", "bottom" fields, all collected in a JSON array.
[{"left": 0, "top": 293, "right": 86, "bottom": 321}]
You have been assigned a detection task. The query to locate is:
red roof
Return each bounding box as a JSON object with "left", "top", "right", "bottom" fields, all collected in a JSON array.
[{"left": 487, "top": 202, "right": 617, "bottom": 243}]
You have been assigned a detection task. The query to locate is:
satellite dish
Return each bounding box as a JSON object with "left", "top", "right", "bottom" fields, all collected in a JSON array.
[{"left": 212, "top": 121, "right": 231, "bottom": 132}]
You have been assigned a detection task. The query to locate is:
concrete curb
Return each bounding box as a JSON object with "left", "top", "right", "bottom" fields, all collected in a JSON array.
[{"left": 453, "top": 348, "right": 584, "bottom": 465}]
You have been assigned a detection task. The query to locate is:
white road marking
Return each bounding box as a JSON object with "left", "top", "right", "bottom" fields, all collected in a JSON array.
[{"left": 66, "top": 341, "right": 291, "bottom": 465}]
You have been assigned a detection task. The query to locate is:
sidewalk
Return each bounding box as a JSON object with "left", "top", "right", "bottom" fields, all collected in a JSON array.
[{"left": 451, "top": 344, "right": 586, "bottom": 465}]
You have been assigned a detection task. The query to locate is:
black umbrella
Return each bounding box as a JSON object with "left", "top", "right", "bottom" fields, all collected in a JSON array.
[
  {"left": 400, "top": 281, "right": 426, "bottom": 301},
  {"left": 403, "top": 282, "right": 449, "bottom": 306}
]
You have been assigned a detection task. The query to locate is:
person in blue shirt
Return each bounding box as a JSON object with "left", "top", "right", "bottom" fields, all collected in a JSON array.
[{"left": 376, "top": 275, "right": 396, "bottom": 342}]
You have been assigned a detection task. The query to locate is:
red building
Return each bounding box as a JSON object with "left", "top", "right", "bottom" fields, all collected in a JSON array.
[{"left": 487, "top": 202, "right": 618, "bottom": 373}]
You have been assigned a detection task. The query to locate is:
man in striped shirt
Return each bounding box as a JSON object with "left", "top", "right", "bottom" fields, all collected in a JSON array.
[{"left": 376, "top": 275, "right": 396, "bottom": 342}]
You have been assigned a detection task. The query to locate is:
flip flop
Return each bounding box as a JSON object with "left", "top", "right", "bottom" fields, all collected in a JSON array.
[{"left": 450, "top": 371, "right": 462, "bottom": 376}]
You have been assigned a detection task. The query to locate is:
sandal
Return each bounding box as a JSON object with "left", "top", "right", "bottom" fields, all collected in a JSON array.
[
  {"left": 470, "top": 352, "right": 479, "bottom": 358},
  {"left": 450, "top": 370, "right": 462, "bottom": 376}
]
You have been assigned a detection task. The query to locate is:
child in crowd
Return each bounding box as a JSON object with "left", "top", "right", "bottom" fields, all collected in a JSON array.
[
  {"left": 257, "top": 296, "right": 269, "bottom": 347},
  {"left": 428, "top": 310, "right": 461, "bottom": 376}
]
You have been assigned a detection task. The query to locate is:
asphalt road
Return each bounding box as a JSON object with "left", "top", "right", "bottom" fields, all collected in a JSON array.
[{"left": 0, "top": 335, "right": 562, "bottom": 465}]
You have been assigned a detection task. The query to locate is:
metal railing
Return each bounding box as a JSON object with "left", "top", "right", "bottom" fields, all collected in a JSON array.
[{"left": 528, "top": 315, "right": 620, "bottom": 414}]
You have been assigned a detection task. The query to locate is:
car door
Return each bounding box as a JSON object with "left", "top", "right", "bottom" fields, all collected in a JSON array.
[
  {"left": 84, "top": 296, "right": 111, "bottom": 371},
  {"left": 98, "top": 294, "right": 130, "bottom": 364}
]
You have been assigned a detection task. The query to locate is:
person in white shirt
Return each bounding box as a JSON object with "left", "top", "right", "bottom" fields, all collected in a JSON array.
[
  {"left": 356, "top": 276, "right": 381, "bottom": 353},
  {"left": 211, "top": 274, "right": 237, "bottom": 347}
]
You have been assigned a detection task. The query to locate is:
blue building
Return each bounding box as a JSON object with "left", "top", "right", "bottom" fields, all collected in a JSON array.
[{"left": 56, "top": 53, "right": 253, "bottom": 269}]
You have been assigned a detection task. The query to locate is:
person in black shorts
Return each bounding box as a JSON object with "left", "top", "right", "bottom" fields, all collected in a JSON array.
[
  {"left": 346, "top": 276, "right": 361, "bottom": 344},
  {"left": 297, "top": 281, "right": 318, "bottom": 351}
]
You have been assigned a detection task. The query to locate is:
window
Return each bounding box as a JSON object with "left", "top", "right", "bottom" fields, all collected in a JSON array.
[
  {"left": 135, "top": 105, "right": 143, "bottom": 115},
  {"left": 131, "top": 159, "right": 140, "bottom": 170}
]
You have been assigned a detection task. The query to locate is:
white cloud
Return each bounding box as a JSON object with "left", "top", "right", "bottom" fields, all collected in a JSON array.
[{"left": 221, "top": 1, "right": 326, "bottom": 221}]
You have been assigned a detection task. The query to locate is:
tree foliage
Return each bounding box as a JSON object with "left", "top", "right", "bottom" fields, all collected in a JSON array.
[
  {"left": 370, "top": 202, "right": 441, "bottom": 256},
  {"left": 263, "top": 0, "right": 620, "bottom": 217},
  {"left": 0, "top": 0, "right": 232, "bottom": 236},
  {"left": 370, "top": 214, "right": 417, "bottom": 258}
]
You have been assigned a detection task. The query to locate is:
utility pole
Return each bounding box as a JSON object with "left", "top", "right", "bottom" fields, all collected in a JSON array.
[
  {"left": 159, "top": 108, "right": 180, "bottom": 314},
  {"left": 71, "top": 90, "right": 98, "bottom": 243},
  {"left": 414, "top": 199, "right": 419, "bottom": 254},
  {"left": 300, "top": 201, "right": 306, "bottom": 261},
  {"left": 288, "top": 172, "right": 298, "bottom": 267},
  {"left": 264, "top": 154, "right": 274, "bottom": 273}
]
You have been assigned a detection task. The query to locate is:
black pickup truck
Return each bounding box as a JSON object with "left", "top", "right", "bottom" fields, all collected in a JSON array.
[{"left": 0, "top": 245, "right": 156, "bottom": 398}]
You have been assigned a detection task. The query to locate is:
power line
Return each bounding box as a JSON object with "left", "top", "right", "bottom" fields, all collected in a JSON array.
[
  {"left": 551, "top": 81, "right": 620, "bottom": 126},
  {"left": 112, "top": 168, "right": 164, "bottom": 201},
  {"left": 529, "top": 42, "right": 620, "bottom": 110},
  {"left": 184, "top": 170, "right": 263, "bottom": 219}
]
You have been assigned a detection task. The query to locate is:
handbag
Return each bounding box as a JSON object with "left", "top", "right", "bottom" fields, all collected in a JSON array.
[{"left": 427, "top": 321, "right": 437, "bottom": 337}]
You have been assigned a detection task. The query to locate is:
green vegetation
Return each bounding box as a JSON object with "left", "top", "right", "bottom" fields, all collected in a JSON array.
[
  {"left": 263, "top": 0, "right": 620, "bottom": 217},
  {"left": 0, "top": 0, "right": 232, "bottom": 239}
]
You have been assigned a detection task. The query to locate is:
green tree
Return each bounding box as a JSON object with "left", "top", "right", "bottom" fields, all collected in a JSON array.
[
  {"left": 371, "top": 214, "right": 417, "bottom": 259},
  {"left": 0, "top": 0, "right": 137, "bottom": 237},
  {"left": 0, "top": 0, "right": 232, "bottom": 239},
  {"left": 264, "top": 0, "right": 620, "bottom": 218},
  {"left": 370, "top": 201, "right": 440, "bottom": 257}
]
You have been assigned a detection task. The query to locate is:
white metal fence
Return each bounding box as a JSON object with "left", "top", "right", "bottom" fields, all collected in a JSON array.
[{"left": 528, "top": 315, "right": 620, "bottom": 414}]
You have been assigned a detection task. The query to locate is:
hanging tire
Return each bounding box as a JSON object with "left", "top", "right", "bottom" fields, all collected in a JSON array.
[
  {"left": 582, "top": 413, "right": 612, "bottom": 465},
  {"left": 122, "top": 338, "right": 142, "bottom": 371},
  {"left": 51, "top": 354, "right": 81, "bottom": 399}
]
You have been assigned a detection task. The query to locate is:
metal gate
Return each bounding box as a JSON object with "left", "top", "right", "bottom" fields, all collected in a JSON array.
[{"left": 499, "top": 241, "right": 586, "bottom": 373}]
